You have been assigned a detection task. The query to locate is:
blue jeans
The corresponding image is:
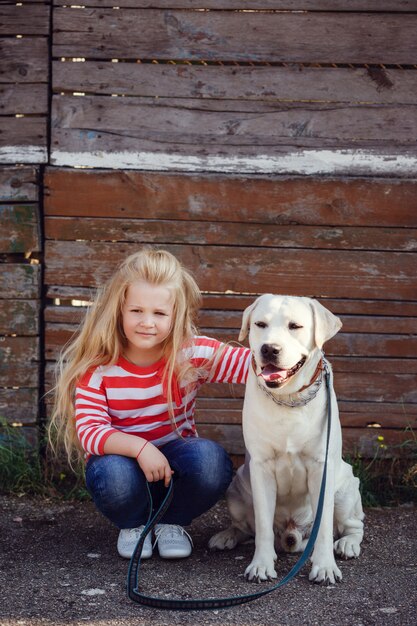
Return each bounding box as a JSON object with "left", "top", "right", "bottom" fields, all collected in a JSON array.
[{"left": 85, "top": 437, "right": 233, "bottom": 529}]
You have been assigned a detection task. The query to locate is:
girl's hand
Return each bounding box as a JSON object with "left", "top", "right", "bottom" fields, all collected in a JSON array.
[{"left": 136, "top": 442, "right": 173, "bottom": 487}]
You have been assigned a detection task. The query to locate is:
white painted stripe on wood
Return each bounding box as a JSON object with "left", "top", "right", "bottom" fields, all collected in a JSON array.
[
  {"left": 0, "top": 146, "right": 47, "bottom": 164},
  {"left": 51, "top": 149, "right": 417, "bottom": 176}
]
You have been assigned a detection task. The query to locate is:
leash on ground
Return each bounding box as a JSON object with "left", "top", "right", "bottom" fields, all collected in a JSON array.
[{"left": 127, "top": 365, "right": 332, "bottom": 610}]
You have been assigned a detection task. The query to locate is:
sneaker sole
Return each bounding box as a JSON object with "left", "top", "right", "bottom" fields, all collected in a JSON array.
[
  {"left": 118, "top": 547, "right": 153, "bottom": 559},
  {"left": 158, "top": 549, "right": 192, "bottom": 559}
]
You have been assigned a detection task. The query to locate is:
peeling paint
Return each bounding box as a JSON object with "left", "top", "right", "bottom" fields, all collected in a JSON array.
[
  {"left": 0, "top": 146, "right": 47, "bottom": 164},
  {"left": 51, "top": 148, "right": 417, "bottom": 176}
]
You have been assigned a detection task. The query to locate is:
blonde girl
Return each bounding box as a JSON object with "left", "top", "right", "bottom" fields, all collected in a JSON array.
[{"left": 50, "top": 249, "right": 250, "bottom": 560}]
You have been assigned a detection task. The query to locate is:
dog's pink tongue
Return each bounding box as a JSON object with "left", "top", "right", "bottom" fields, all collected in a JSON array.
[{"left": 259, "top": 364, "right": 288, "bottom": 382}]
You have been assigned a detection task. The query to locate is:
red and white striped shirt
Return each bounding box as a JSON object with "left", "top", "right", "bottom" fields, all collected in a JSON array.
[{"left": 75, "top": 336, "right": 250, "bottom": 457}]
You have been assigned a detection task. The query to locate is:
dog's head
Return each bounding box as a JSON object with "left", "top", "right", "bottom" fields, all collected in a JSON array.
[{"left": 239, "top": 294, "right": 342, "bottom": 390}]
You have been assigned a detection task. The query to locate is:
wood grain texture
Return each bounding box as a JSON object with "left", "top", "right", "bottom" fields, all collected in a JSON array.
[
  {"left": 0, "top": 38, "right": 49, "bottom": 84},
  {"left": 0, "top": 167, "right": 39, "bottom": 201},
  {"left": 0, "top": 388, "right": 39, "bottom": 425},
  {"left": 0, "top": 84, "right": 48, "bottom": 115},
  {"left": 0, "top": 205, "right": 41, "bottom": 253},
  {"left": 44, "top": 240, "right": 416, "bottom": 300},
  {"left": 52, "top": 9, "right": 417, "bottom": 64},
  {"left": 53, "top": 61, "right": 417, "bottom": 105},
  {"left": 44, "top": 169, "right": 417, "bottom": 227},
  {"left": 62, "top": 1, "right": 417, "bottom": 10},
  {"left": 0, "top": 264, "right": 41, "bottom": 299},
  {"left": 0, "top": 300, "right": 40, "bottom": 336},
  {"left": 45, "top": 216, "right": 417, "bottom": 253},
  {"left": 51, "top": 95, "right": 417, "bottom": 155},
  {"left": 0, "top": 116, "right": 47, "bottom": 152},
  {"left": 0, "top": 4, "right": 50, "bottom": 36},
  {"left": 0, "top": 337, "right": 39, "bottom": 387}
]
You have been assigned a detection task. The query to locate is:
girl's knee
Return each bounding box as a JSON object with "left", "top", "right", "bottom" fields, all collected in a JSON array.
[
  {"left": 183, "top": 438, "right": 233, "bottom": 494},
  {"left": 86, "top": 454, "right": 142, "bottom": 506}
]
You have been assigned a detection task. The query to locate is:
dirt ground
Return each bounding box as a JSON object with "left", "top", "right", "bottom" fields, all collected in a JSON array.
[{"left": 0, "top": 495, "right": 416, "bottom": 626}]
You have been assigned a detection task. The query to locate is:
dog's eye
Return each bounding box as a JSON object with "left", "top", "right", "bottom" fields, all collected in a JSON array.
[
  {"left": 289, "top": 322, "right": 303, "bottom": 330},
  {"left": 254, "top": 321, "right": 267, "bottom": 329}
]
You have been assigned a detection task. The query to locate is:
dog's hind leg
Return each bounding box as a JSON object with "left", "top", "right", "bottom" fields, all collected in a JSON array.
[
  {"left": 209, "top": 525, "right": 251, "bottom": 550},
  {"left": 334, "top": 466, "right": 364, "bottom": 559},
  {"left": 209, "top": 467, "right": 255, "bottom": 551}
]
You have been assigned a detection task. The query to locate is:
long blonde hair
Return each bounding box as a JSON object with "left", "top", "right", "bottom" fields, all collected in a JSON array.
[{"left": 48, "top": 248, "right": 202, "bottom": 467}]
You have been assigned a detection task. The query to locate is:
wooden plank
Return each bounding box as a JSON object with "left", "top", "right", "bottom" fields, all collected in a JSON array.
[
  {"left": 333, "top": 372, "right": 417, "bottom": 403},
  {"left": 0, "top": 38, "right": 49, "bottom": 84},
  {"left": 197, "top": 424, "right": 414, "bottom": 457},
  {"left": 0, "top": 4, "right": 50, "bottom": 36},
  {"left": 0, "top": 300, "right": 39, "bottom": 336},
  {"left": 0, "top": 166, "right": 38, "bottom": 201},
  {"left": 195, "top": 398, "right": 417, "bottom": 428},
  {"left": 200, "top": 295, "right": 417, "bottom": 318},
  {"left": 0, "top": 388, "right": 38, "bottom": 425},
  {"left": 51, "top": 96, "right": 417, "bottom": 155},
  {"left": 0, "top": 264, "right": 40, "bottom": 299},
  {"left": 0, "top": 84, "right": 47, "bottom": 116},
  {"left": 331, "top": 357, "right": 417, "bottom": 374},
  {"left": 50, "top": 147, "right": 417, "bottom": 177},
  {"left": 0, "top": 336, "right": 39, "bottom": 387},
  {"left": 44, "top": 241, "right": 417, "bottom": 300},
  {"left": 0, "top": 116, "right": 47, "bottom": 163},
  {"left": 65, "top": 1, "right": 417, "bottom": 11},
  {"left": 43, "top": 170, "right": 417, "bottom": 228},
  {"left": 44, "top": 216, "right": 417, "bottom": 253},
  {"left": 52, "top": 9, "right": 417, "bottom": 64},
  {"left": 44, "top": 304, "right": 417, "bottom": 337},
  {"left": 0, "top": 205, "right": 41, "bottom": 253},
  {"left": 53, "top": 61, "right": 417, "bottom": 106}
]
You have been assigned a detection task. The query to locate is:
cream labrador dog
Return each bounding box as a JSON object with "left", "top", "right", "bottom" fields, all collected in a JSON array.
[{"left": 209, "top": 295, "right": 364, "bottom": 584}]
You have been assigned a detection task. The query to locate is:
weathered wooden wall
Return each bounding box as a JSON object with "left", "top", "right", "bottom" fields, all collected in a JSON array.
[
  {"left": 50, "top": 1, "right": 417, "bottom": 175},
  {"left": 0, "top": 167, "right": 41, "bottom": 444},
  {"left": 43, "top": 168, "right": 417, "bottom": 458},
  {"left": 0, "top": 1, "right": 50, "bottom": 163},
  {"left": 1, "top": 1, "right": 416, "bottom": 460}
]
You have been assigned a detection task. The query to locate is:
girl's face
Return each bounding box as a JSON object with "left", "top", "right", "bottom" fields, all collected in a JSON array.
[{"left": 122, "top": 280, "right": 174, "bottom": 366}]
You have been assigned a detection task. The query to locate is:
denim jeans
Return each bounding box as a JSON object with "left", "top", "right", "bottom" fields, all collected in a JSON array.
[{"left": 85, "top": 437, "right": 233, "bottom": 529}]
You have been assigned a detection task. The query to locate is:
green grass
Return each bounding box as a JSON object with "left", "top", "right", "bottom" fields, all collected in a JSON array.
[
  {"left": 346, "top": 428, "right": 417, "bottom": 507},
  {"left": 0, "top": 417, "right": 89, "bottom": 500}
]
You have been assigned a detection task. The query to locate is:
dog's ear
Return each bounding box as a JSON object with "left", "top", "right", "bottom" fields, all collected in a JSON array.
[
  {"left": 310, "top": 299, "right": 342, "bottom": 349},
  {"left": 239, "top": 298, "right": 261, "bottom": 342}
]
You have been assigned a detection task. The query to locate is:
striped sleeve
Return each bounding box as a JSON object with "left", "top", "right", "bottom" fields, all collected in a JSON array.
[
  {"left": 193, "top": 336, "right": 251, "bottom": 385},
  {"left": 75, "top": 369, "right": 118, "bottom": 456}
]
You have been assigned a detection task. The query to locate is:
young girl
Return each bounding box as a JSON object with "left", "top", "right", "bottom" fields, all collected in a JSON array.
[{"left": 50, "top": 248, "right": 250, "bottom": 560}]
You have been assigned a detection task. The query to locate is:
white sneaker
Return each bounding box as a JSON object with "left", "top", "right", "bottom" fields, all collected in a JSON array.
[
  {"left": 117, "top": 526, "right": 152, "bottom": 559},
  {"left": 154, "top": 524, "right": 193, "bottom": 559}
]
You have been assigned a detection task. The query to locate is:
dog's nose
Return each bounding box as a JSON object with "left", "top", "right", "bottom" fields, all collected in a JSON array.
[{"left": 260, "top": 343, "right": 281, "bottom": 360}]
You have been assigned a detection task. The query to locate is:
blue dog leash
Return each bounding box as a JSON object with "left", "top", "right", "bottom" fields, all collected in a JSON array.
[{"left": 127, "top": 366, "right": 332, "bottom": 610}]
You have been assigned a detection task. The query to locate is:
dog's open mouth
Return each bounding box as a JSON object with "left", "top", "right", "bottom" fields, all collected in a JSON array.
[{"left": 258, "top": 356, "right": 307, "bottom": 385}]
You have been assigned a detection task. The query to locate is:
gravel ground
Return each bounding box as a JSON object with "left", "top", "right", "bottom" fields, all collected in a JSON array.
[{"left": 0, "top": 495, "right": 416, "bottom": 626}]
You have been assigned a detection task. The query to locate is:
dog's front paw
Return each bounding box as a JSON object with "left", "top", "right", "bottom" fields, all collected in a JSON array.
[
  {"left": 309, "top": 561, "right": 342, "bottom": 585},
  {"left": 334, "top": 535, "right": 361, "bottom": 559},
  {"left": 245, "top": 557, "right": 277, "bottom": 583}
]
